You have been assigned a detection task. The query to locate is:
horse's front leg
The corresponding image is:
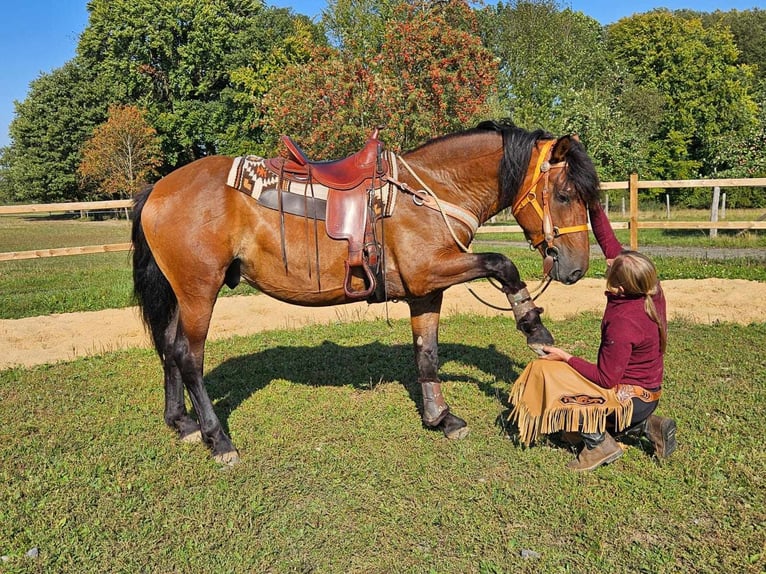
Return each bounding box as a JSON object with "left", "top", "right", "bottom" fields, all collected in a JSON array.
[
  {"left": 408, "top": 292, "right": 470, "bottom": 440},
  {"left": 417, "top": 251, "right": 554, "bottom": 349},
  {"left": 481, "top": 252, "right": 555, "bottom": 348}
]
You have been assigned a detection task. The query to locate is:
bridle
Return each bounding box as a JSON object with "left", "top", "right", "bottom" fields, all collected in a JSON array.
[
  {"left": 511, "top": 138, "right": 590, "bottom": 277},
  {"left": 466, "top": 137, "right": 593, "bottom": 310}
]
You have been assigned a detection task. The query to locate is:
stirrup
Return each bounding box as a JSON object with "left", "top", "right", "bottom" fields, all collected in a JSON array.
[{"left": 343, "top": 260, "right": 376, "bottom": 299}]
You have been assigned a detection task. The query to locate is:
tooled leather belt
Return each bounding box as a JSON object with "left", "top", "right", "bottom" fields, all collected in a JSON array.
[{"left": 617, "top": 384, "right": 662, "bottom": 403}]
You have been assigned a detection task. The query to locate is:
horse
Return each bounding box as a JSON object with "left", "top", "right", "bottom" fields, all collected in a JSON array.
[{"left": 131, "top": 120, "right": 601, "bottom": 464}]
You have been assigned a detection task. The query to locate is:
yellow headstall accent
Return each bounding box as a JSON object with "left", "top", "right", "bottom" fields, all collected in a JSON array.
[{"left": 512, "top": 139, "right": 590, "bottom": 251}]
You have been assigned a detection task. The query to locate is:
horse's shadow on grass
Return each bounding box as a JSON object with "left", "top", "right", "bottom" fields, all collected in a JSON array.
[{"left": 204, "top": 340, "right": 526, "bottom": 435}]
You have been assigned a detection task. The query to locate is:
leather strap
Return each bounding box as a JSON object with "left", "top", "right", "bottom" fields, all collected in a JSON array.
[{"left": 617, "top": 384, "right": 662, "bottom": 403}]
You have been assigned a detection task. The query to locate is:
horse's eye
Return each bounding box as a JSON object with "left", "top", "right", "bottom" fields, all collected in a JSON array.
[{"left": 556, "top": 189, "right": 572, "bottom": 204}]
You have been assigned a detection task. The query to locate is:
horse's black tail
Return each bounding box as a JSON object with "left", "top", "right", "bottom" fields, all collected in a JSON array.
[{"left": 132, "top": 184, "right": 177, "bottom": 359}]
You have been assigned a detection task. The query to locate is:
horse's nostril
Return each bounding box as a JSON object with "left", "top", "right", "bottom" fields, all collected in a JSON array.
[{"left": 567, "top": 269, "right": 584, "bottom": 284}]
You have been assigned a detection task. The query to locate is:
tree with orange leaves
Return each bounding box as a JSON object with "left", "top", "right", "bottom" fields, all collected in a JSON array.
[
  {"left": 79, "top": 105, "right": 163, "bottom": 200},
  {"left": 262, "top": 0, "right": 498, "bottom": 158}
]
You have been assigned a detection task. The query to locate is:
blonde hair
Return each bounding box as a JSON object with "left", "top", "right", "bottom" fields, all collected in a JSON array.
[{"left": 606, "top": 251, "right": 667, "bottom": 353}]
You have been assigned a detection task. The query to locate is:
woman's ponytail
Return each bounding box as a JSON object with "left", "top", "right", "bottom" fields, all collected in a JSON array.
[{"left": 608, "top": 251, "right": 667, "bottom": 353}]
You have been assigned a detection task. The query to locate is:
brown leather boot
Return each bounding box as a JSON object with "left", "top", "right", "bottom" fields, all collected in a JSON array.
[
  {"left": 645, "top": 415, "right": 677, "bottom": 458},
  {"left": 567, "top": 433, "right": 623, "bottom": 471}
]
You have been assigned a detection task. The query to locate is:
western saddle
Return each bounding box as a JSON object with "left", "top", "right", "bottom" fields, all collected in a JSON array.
[{"left": 265, "top": 129, "right": 390, "bottom": 300}]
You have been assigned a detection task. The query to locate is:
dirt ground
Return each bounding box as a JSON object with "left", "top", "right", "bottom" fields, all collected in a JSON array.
[{"left": 2, "top": 277, "right": 765, "bottom": 369}]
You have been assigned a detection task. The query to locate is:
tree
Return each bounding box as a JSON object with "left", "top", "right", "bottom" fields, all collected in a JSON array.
[
  {"left": 79, "top": 105, "right": 163, "bottom": 200},
  {"left": 692, "top": 9, "right": 766, "bottom": 84},
  {"left": 478, "top": 1, "right": 610, "bottom": 133},
  {"left": 262, "top": 0, "right": 498, "bottom": 157},
  {"left": 1, "top": 60, "right": 109, "bottom": 203},
  {"left": 322, "top": 0, "right": 399, "bottom": 57},
  {"left": 375, "top": 0, "right": 499, "bottom": 149},
  {"left": 606, "top": 10, "right": 759, "bottom": 185},
  {"left": 77, "top": 0, "right": 322, "bottom": 167}
]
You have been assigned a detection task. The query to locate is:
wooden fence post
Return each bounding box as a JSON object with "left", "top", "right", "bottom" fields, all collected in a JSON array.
[
  {"left": 630, "top": 172, "right": 639, "bottom": 250},
  {"left": 710, "top": 186, "right": 720, "bottom": 239}
]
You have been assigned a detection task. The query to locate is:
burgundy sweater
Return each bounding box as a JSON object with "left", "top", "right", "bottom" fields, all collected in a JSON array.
[{"left": 566, "top": 204, "right": 666, "bottom": 390}]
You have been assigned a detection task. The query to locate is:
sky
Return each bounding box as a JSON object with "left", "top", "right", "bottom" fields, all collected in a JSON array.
[{"left": 1, "top": 0, "right": 764, "bottom": 148}]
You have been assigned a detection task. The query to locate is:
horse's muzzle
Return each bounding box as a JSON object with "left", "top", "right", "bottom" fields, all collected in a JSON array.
[
  {"left": 546, "top": 247, "right": 585, "bottom": 285},
  {"left": 562, "top": 267, "right": 584, "bottom": 284}
]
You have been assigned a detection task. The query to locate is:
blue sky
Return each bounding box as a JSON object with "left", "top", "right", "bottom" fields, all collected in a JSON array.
[{"left": 1, "top": 0, "right": 764, "bottom": 148}]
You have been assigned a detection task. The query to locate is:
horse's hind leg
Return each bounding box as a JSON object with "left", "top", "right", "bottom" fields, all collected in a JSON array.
[
  {"left": 172, "top": 300, "right": 239, "bottom": 465},
  {"left": 148, "top": 282, "right": 239, "bottom": 463},
  {"left": 161, "top": 309, "right": 202, "bottom": 442},
  {"left": 409, "top": 292, "right": 469, "bottom": 440}
]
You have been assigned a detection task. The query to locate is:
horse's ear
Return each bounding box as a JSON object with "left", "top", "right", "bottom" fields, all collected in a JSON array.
[{"left": 551, "top": 135, "right": 576, "bottom": 162}]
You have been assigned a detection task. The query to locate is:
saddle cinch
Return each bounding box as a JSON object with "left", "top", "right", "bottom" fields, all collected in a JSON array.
[{"left": 265, "top": 129, "right": 390, "bottom": 299}]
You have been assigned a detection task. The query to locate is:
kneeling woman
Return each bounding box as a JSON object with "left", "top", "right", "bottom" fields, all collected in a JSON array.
[{"left": 510, "top": 249, "right": 676, "bottom": 471}]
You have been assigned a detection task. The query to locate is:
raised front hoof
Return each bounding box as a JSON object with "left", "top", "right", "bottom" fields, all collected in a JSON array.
[
  {"left": 516, "top": 308, "right": 555, "bottom": 346},
  {"left": 214, "top": 449, "right": 241, "bottom": 466},
  {"left": 524, "top": 324, "right": 554, "bottom": 347},
  {"left": 438, "top": 412, "right": 470, "bottom": 440}
]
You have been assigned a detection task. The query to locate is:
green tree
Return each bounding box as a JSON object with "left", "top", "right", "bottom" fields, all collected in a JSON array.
[
  {"left": 693, "top": 8, "right": 766, "bottom": 84},
  {"left": 479, "top": 1, "right": 609, "bottom": 134},
  {"left": 79, "top": 105, "right": 163, "bottom": 200},
  {"left": 77, "top": 0, "right": 321, "bottom": 167},
  {"left": 322, "top": 0, "right": 399, "bottom": 57},
  {"left": 1, "top": 61, "right": 109, "bottom": 203},
  {"left": 560, "top": 77, "right": 665, "bottom": 182},
  {"left": 606, "top": 10, "right": 759, "bottom": 187}
]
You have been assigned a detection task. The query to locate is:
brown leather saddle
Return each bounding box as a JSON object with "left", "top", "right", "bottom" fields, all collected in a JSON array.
[{"left": 265, "top": 129, "right": 390, "bottom": 300}]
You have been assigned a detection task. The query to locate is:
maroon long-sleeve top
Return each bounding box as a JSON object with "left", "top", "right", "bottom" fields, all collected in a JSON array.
[{"left": 566, "top": 204, "right": 666, "bottom": 390}]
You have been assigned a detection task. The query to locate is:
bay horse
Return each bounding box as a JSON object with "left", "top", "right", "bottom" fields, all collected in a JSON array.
[{"left": 131, "top": 120, "right": 601, "bottom": 464}]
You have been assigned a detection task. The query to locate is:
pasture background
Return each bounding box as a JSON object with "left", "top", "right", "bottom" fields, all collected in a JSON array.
[{"left": 1, "top": 214, "right": 765, "bottom": 572}]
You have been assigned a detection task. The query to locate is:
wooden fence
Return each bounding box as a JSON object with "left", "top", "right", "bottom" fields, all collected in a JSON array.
[{"left": 1, "top": 177, "right": 765, "bottom": 261}]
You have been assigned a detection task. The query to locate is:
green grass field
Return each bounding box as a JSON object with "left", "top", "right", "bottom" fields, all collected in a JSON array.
[
  {"left": 1, "top": 315, "right": 764, "bottom": 572},
  {"left": 0, "top": 213, "right": 765, "bottom": 572}
]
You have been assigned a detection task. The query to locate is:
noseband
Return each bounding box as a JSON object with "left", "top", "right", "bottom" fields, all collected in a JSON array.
[{"left": 511, "top": 139, "right": 590, "bottom": 275}]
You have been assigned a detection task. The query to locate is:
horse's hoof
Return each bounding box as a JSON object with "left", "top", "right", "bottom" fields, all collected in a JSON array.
[
  {"left": 214, "top": 450, "right": 241, "bottom": 466},
  {"left": 527, "top": 326, "right": 554, "bottom": 347},
  {"left": 439, "top": 412, "right": 469, "bottom": 440},
  {"left": 180, "top": 430, "right": 203, "bottom": 443},
  {"left": 528, "top": 343, "right": 547, "bottom": 357}
]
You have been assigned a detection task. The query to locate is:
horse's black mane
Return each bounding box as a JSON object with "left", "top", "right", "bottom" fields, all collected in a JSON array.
[{"left": 474, "top": 119, "right": 601, "bottom": 209}]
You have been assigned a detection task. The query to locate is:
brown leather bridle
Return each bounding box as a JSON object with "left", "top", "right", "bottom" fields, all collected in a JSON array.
[{"left": 512, "top": 139, "right": 590, "bottom": 276}]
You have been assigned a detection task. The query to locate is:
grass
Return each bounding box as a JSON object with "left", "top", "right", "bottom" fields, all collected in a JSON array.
[
  {"left": 1, "top": 213, "right": 764, "bottom": 572},
  {"left": 1, "top": 315, "right": 764, "bottom": 572}
]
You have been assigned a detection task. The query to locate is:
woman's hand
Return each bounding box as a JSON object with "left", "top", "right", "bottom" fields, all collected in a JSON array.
[{"left": 540, "top": 345, "right": 573, "bottom": 362}]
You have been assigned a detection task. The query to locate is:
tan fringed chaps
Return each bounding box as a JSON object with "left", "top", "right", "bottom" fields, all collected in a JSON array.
[{"left": 509, "top": 359, "right": 633, "bottom": 446}]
